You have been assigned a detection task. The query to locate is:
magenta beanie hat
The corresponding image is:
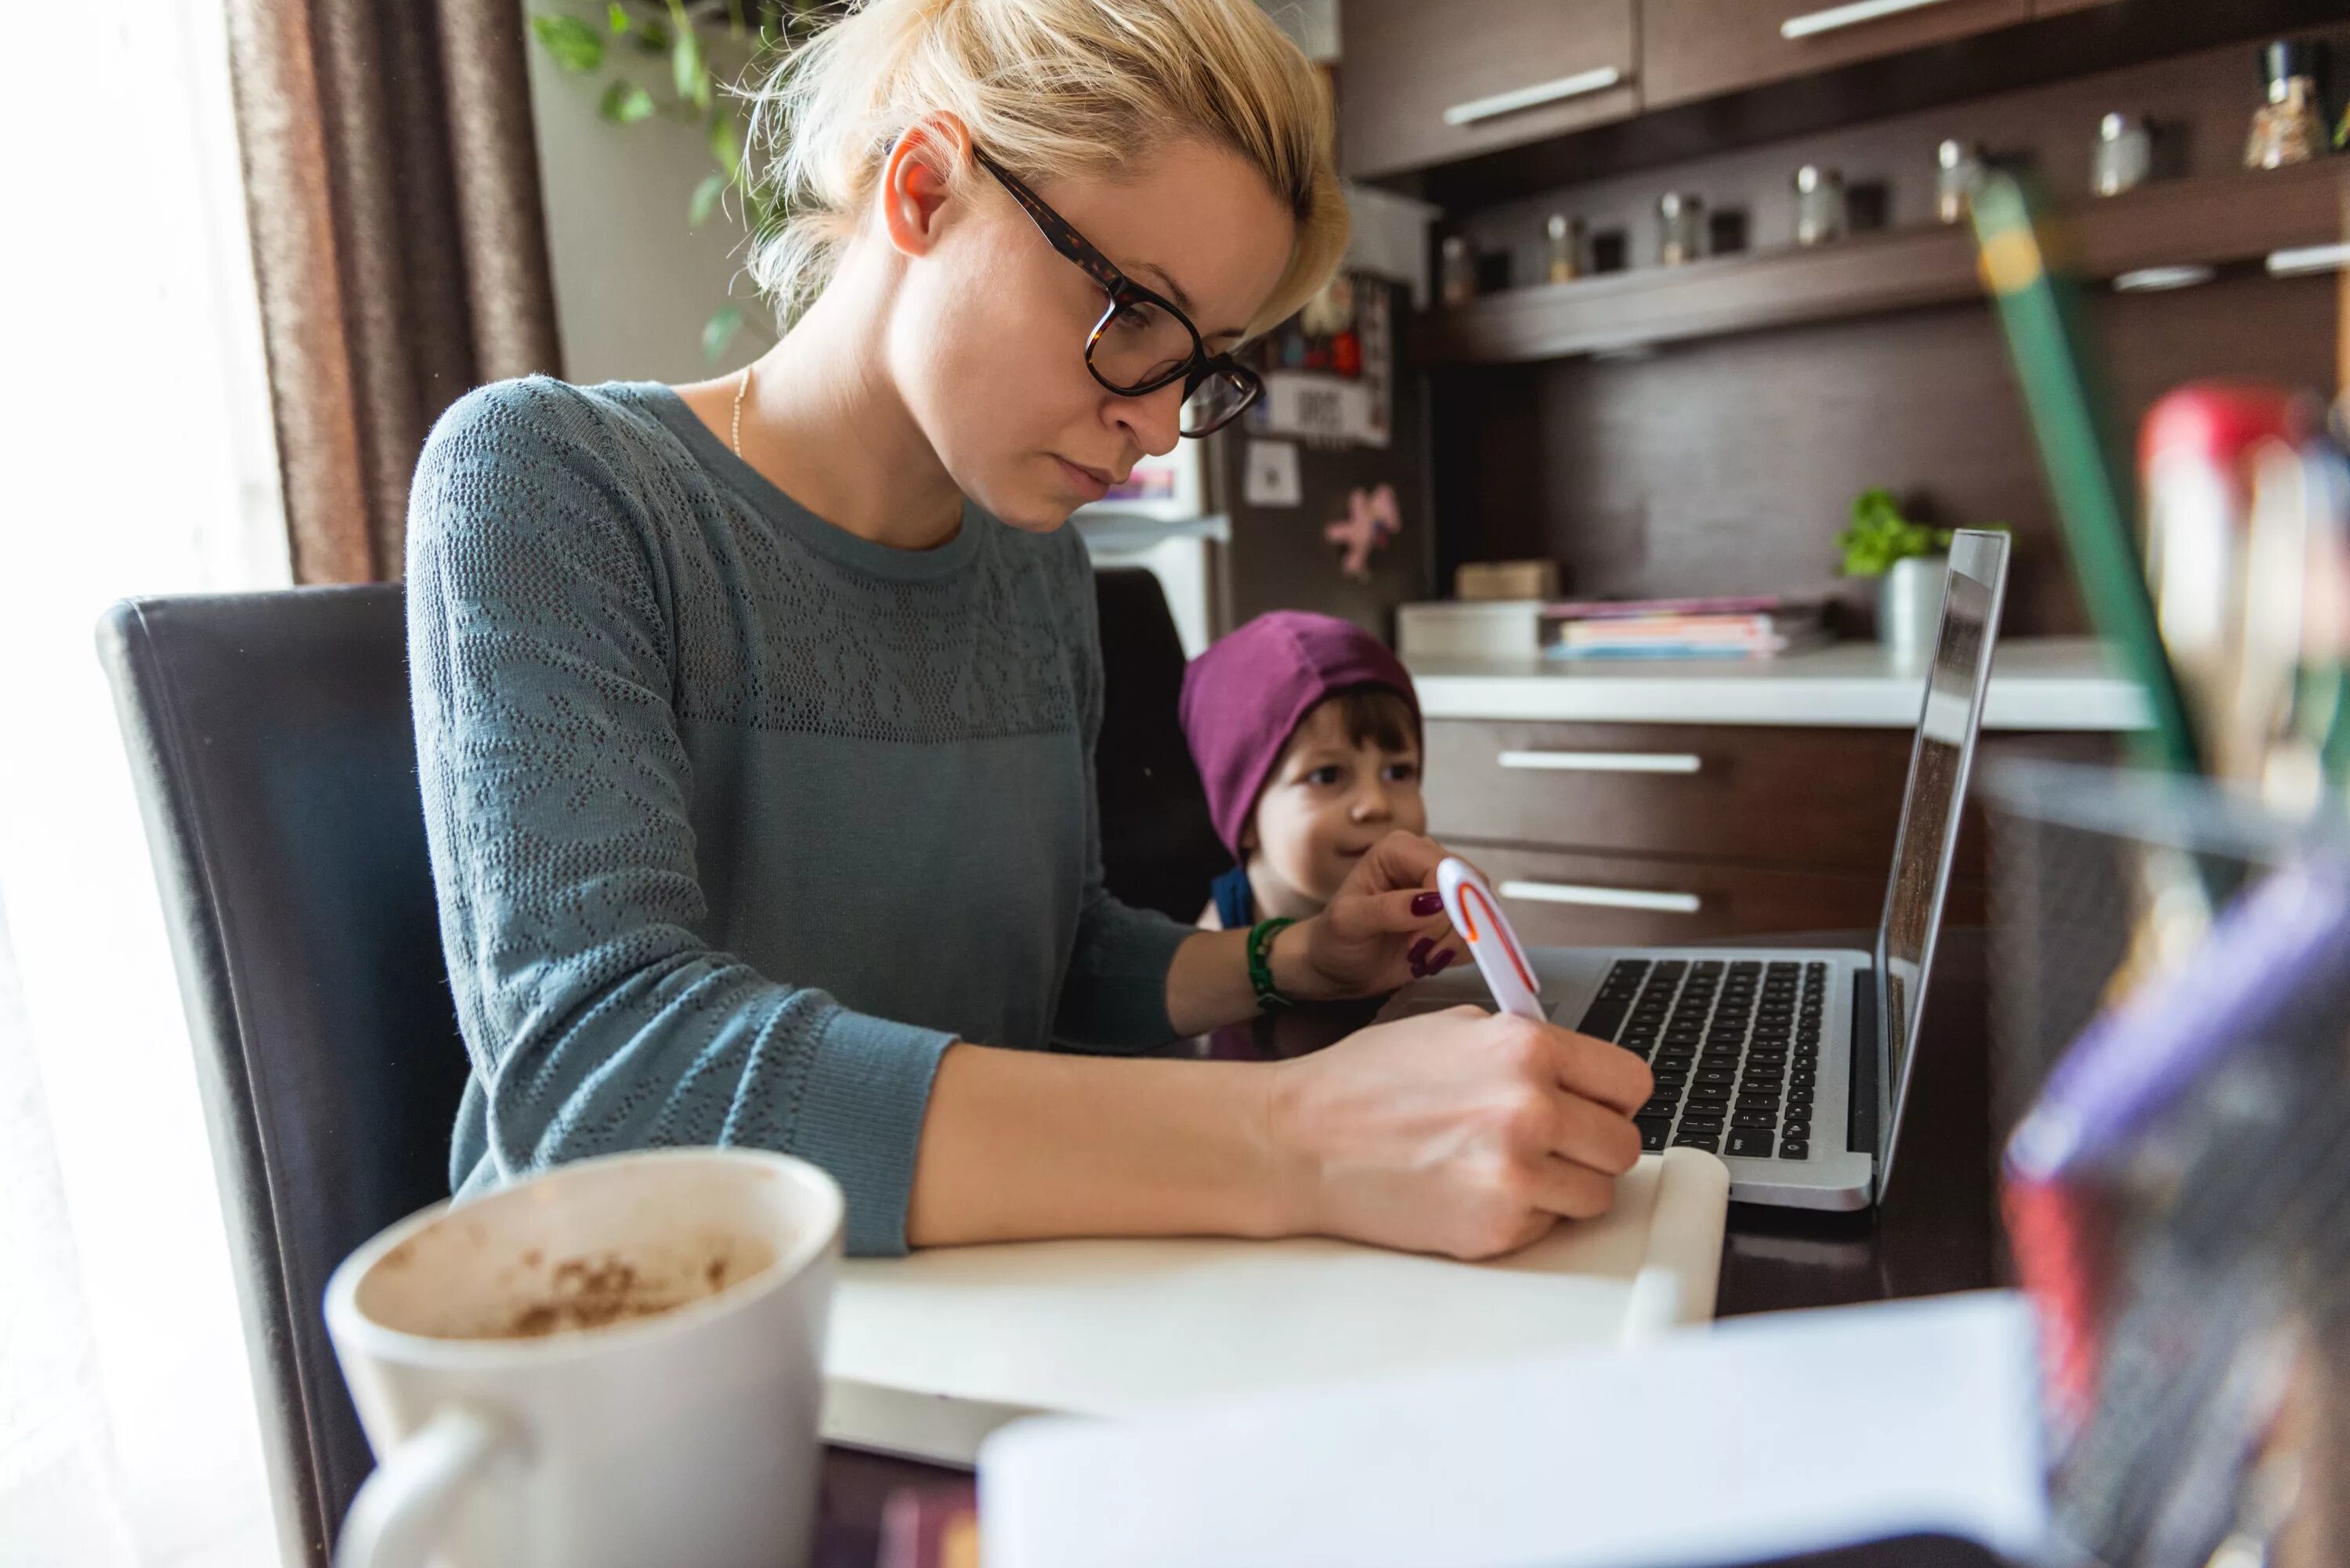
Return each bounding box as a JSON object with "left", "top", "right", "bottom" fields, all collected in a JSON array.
[{"left": 1179, "top": 611, "right": 1420, "bottom": 861}]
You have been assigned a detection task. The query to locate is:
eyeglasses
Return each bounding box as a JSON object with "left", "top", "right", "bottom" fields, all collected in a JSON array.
[{"left": 975, "top": 147, "right": 1263, "bottom": 439}]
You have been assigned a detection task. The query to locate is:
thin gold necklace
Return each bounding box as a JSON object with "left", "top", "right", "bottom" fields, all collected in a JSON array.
[{"left": 730, "top": 363, "right": 752, "bottom": 457}]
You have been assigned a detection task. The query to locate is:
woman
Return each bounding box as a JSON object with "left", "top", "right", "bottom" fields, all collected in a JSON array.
[{"left": 408, "top": 0, "right": 1647, "bottom": 1262}]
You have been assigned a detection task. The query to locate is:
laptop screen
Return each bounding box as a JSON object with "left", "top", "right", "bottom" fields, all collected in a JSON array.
[{"left": 1873, "top": 529, "right": 2009, "bottom": 1192}]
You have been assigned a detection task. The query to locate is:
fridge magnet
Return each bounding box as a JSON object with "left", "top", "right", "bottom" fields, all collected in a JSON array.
[
  {"left": 1242, "top": 440, "right": 1304, "bottom": 508},
  {"left": 1325, "top": 483, "right": 1401, "bottom": 580},
  {"left": 1243, "top": 272, "right": 1391, "bottom": 449}
]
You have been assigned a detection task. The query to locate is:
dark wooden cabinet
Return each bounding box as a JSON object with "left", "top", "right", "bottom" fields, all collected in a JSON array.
[
  {"left": 1340, "top": 0, "right": 1638, "bottom": 180},
  {"left": 1424, "top": 717, "right": 2114, "bottom": 942},
  {"left": 1446, "top": 841, "right": 1974, "bottom": 947},
  {"left": 1641, "top": 0, "right": 2034, "bottom": 110},
  {"left": 2034, "top": 0, "right": 2124, "bottom": 14},
  {"left": 1423, "top": 719, "right": 1921, "bottom": 874}
]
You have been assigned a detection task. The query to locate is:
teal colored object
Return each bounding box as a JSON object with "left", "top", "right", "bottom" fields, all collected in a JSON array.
[{"left": 1968, "top": 171, "right": 2201, "bottom": 777}]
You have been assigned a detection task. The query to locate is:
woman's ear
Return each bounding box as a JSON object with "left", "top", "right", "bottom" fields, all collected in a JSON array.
[{"left": 878, "top": 114, "right": 973, "bottom": 260}]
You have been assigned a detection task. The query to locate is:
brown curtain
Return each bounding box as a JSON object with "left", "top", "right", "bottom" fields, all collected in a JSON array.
[{"left": 225, "top": 0, "right": 564, "bottom": 583}]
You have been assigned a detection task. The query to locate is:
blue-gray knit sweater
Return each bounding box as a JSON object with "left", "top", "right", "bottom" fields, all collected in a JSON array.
[{"left": 407, "top": 377, "right": 1193, "bottom": 1255}]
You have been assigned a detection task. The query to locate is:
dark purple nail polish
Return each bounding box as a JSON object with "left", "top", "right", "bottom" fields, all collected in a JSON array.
[
  {"left": 1429, "top": 948, "right": 1457, "bottom": 974},
  {"left": 1408, "top": 936, "right": 1434, "bottom": 966},
  {"left": 1411, "top": 891, "right": 1444, "bottom": 918}
]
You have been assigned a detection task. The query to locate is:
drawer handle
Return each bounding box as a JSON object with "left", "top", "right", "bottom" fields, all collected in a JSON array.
[
  {"left": 1443, "top": 67, "right": 1625, "bottom": 128},
  {"left": 1497, "top": 750, "right": 1702, "bottom": 775},
  {"left": 2269, "top": 243, "right": 2350, "bottom": 278},
  {"left": 1501, "top": 880, "right": 1704, "bottom": 916},
  {"left": 1781, "top": 0, "right": 1959, "bottom": 41}
]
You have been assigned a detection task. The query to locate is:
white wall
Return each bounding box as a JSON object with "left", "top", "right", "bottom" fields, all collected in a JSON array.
[{"left": 522, "top": 2, "right": 768, "bottom": 385}]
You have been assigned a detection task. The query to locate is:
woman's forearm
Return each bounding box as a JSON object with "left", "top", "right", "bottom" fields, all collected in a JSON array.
[
  {"left": 1162, "top": 923, "right": 1325, "bottom": 1037},
  {"left": 904, "top": 1042, "right": 1292, "bottom": 1247}
]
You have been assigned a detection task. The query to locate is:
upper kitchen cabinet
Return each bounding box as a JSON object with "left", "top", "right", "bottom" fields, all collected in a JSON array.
[
  {"left": 2034, "top": 0, "right": 2126, "bottom": 13},
  {"left": 1641, "top": 0, "right": 2033, "bottom": 110},
  {"left": 1340, "top": 0, "right": 1639, "bottom": 180}
]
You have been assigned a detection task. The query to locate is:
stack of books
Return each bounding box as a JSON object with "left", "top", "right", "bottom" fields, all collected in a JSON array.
[{"left": 1543, "top": 595, "right": 1829, "bottom": 661}]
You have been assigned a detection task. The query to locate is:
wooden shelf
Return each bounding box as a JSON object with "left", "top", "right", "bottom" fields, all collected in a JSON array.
[{"left": 1415, "top": 161, "right": 2348, "bottom": 367}]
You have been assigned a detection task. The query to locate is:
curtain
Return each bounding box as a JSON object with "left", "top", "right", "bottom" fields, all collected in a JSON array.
[{"left": 224, "top": 0, "right": 564, "bottom": 583}]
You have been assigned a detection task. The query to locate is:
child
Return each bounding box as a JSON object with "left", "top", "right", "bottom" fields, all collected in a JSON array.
[{"left": 1180, "top": 611, "right": 1430, "bottom": 933}]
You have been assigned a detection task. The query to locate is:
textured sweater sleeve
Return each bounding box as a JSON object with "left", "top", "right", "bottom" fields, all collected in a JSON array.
[
  {"left": 1050, "top": 537, "right": 1195, "bottom": 1051},
  {"left": 407, "top": 381, "right": 952, "bottom": 1255}
]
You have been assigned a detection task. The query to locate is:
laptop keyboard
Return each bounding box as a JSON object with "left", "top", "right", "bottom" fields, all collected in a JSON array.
[{"left": 1574, "top": 959, "right": 1825, "bottom": 1162}]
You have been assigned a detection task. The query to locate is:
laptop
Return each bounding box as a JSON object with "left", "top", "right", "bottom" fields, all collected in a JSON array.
[{"left": 1393, "top": 529, "right": 2009, "bottom": 1211}]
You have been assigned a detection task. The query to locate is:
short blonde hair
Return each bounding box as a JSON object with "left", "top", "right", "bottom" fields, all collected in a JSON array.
[{"left": 744, "top": 0, "right": 1347, "bottom": 337}]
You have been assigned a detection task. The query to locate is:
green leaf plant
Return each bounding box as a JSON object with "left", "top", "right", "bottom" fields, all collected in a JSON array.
[{"left": 530, "top": 2, "right": 845, "bottom": 363}]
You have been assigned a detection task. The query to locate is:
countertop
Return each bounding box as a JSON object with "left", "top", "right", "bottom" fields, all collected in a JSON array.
[{"left": 1406, "top": 636, "right": 2149, "bottom": 731}]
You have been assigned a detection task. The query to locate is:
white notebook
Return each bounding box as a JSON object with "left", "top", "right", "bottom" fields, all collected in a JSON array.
[
  {"left": 820, "top": 1147, "right": 1731, "bottom": 1465},
  {"left": 978, "top": 1291, "right": 2046, "bottom": 1568}
]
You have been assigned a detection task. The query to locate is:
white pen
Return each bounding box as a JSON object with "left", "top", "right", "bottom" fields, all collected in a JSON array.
[{"left": 1435, "top": 857, "right": 1546, "bottom": 1021}]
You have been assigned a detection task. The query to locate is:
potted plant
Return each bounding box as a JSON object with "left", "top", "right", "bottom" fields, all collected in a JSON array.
[
  {"left": 1836, "top": 489, "right": 1970, "bottom": 663},
  {"left": 529, "top": 2, "right": 842, "bottom": 363}
]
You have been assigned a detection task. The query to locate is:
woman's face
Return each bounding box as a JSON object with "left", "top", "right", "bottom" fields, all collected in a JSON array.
[{"left": 886, "top": 136, "right": 1296, "bottom": 531}]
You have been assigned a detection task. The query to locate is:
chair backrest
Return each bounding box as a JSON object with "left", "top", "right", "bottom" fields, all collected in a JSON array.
[
  {"left": 96, "top": 568, "right": 1222, "bottom": 1566},
  {"left": 1089, "top": 568, "right": 1227, "bottom": 920},
  {"left": 98, "top": 585, "right": 465, "bottom": 1568}
]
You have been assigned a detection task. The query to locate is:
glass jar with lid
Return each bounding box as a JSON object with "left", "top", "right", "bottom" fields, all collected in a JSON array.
[
  {"left": 1658, "top": 193, "right": 1705, "bottom": 267},
  {"left": 1794, "top": 165, "right": 1848, "bottom": 247}
]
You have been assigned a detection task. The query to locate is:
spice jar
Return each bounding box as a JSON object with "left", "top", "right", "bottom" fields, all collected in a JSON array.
[
  {"left": 2247, "top": 39, "right": 2330, "bottom": 170},
  {"left": 2094, "top": 114, "right": 2153, "bottom": 196},
  {"left": 1794, "top": 165, "right": 1848, "bottom": 247},
  {"left": 1545, "top": 213, "right": 1585, "bottom": 284},
  {"left": 1440, "top": 236, "right": 1477, "bottom": 306},
  {"left": 1935, "top": 139, "right": 1983, "bottom": 224},
  {"left": 1658, "top": 193, "right": 1706, "bottom": 267}
]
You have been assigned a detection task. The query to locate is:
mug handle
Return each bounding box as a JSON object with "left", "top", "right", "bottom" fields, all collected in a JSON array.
[{"left": 335, "top": 1404, "right": 517, "bottom": 1568}]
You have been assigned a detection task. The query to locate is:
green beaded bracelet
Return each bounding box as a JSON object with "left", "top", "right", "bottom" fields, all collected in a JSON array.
[{"left": 1246, "top": 916, "right": 1298, "bottom": 1013}]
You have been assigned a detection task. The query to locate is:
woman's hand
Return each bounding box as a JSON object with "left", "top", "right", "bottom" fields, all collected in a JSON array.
[
  {"left": 1271, "top": 830, "right": 1466, "bottom": 1003},
  {"left": 1262, "top": 1006, "right": 1652, "bottom": 1260}
]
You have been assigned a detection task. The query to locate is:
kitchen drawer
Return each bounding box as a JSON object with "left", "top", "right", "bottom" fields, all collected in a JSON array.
[
  {"left": 1423, "top": 719, "right": 1921, "bottom": 876},
  {"left": 1641, "top": 0, "right": 2033, "bottom": 110},
  {"left": 1458, "top": 843, "right": 1987, "bottom": 948},
  {"left": 1340, "top": 0, "right": 1638, "bottom": 180}
]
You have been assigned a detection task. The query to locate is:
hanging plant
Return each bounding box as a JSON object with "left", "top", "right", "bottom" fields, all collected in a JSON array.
[{"left": 528, "top": 2, "right": 841, "bottom": 362}]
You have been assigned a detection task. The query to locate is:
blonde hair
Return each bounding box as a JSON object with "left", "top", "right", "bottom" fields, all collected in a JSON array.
[{"left": 744, "top": 0, "right": 1347, "bottom": 337}]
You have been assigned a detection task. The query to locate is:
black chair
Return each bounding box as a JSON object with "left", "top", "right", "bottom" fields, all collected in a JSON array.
[
  {"left": 98, "top": 565, "right": 1219, "bottom": 1566},
  {"left": 98, "top": 584, "right": 465, "bottom": 1568},
  {"left": 1091, "top": 567, "right": 1228, "bottom": 920}
]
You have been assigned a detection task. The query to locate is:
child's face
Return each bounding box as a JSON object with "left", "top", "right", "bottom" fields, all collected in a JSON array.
[{"left": 1246, "top": 697, "right": 1427, "bottom": 909}]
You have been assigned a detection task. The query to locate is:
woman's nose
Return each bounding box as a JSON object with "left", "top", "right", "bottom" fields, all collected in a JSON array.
[{"left": 1112, "top": 382, "right": 1184, "bottom": 458}]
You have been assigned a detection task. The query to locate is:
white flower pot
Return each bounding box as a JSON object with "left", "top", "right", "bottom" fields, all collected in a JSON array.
[{"left": 1878, "top": 554, "right": 1948, "bottom": 665}]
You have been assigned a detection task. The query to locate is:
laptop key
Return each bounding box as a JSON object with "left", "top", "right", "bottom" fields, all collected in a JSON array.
[
  {"left": 1734, "top": 1090, "right": 1780, "bottom": 1110},
  {"left": 1694, "top": 1068, "right": 1737, "bottom": 1087},
  {"left": 1787, "top": 1085, "right": 1815, "bottom": 1105},
  {"left": 1688, "top": 1085, "right": 1732, "bottom": 1106},
  {"left": 1638, "top": 1095, "right": 1680, "bottom": 1118},
  {"left": 1731, "top": 1108, "right": 1777, "bottom": 1129},
  {"left": 1778, "top": 1138, "right": 1810, "bottom": 1161},
  {"left": 1672, "top": 1129, "right": 1721, "bottom": 1152},
  {"left": 1725, "top": 1129, "right": 1776, "bottom": 1158},
  {"left": 1636, "top": 1117, "right": 1673, "bottom": 1151},
  {"left": 1790, "top": 1069, "right": 1817, "bottom": 1089}
]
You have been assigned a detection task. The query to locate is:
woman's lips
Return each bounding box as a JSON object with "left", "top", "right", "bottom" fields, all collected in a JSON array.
[{"left": 1056, "top": 456, "right": 1112, "bottom": 502}]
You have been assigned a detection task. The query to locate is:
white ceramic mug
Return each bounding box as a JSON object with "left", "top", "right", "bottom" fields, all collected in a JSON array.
[{"left": 324, "top": 1147, "right": 844, "bottom": 1568}]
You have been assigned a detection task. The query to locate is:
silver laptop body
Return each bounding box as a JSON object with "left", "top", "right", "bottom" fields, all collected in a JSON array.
[{"left": 1390, "top": 529, "right": 2010, "bottom": 1210}]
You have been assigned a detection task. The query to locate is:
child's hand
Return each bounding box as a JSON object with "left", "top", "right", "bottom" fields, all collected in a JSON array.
[{"left": 1274, "top": 830, "right": 1466, "bottom": 1002}]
